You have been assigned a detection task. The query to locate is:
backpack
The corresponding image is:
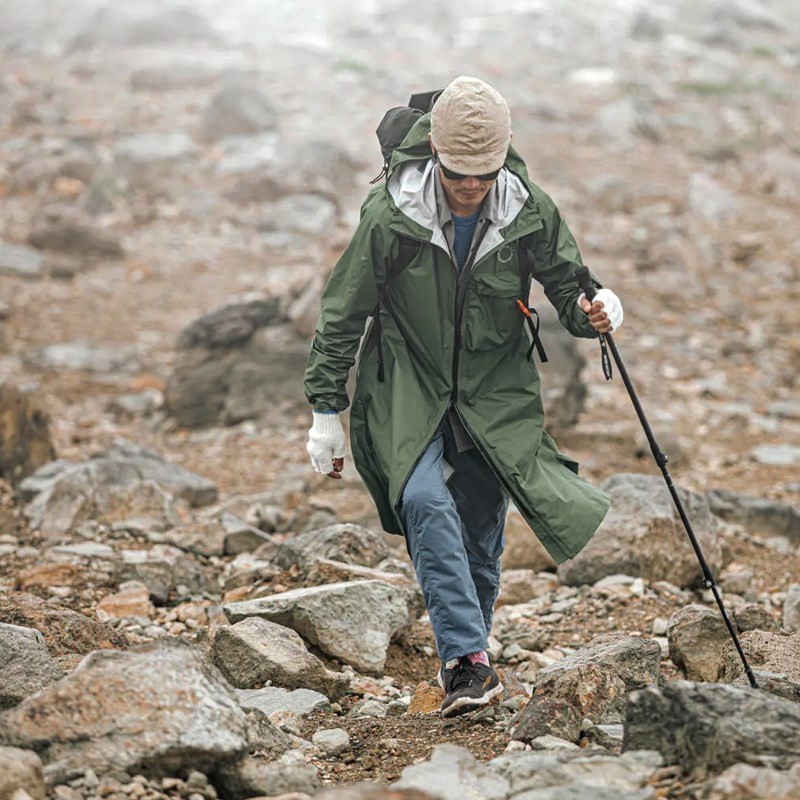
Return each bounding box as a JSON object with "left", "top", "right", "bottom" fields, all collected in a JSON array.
[
  {"left": 369, "top": 90, "right": 443, "bottom": 184},
  {"left": 369, "top": 91, "right": 547, "bottom": 381}
]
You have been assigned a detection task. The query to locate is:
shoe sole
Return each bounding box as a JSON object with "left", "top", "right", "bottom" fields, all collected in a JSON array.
[{"left": 440, "top": 681, "right": 504, "bottom": 718}]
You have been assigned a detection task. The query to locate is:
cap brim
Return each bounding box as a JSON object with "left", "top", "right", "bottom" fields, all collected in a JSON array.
[{"left": 438, "top": 148, "right": 507, "bottom": 175}]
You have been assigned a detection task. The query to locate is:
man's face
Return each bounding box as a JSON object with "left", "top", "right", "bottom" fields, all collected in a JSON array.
[
  {"left": 428, "top": 134, "right": 500, "bottom": 216},
  {"left": 438, "top": 169, "right": 496, "bottom": 216}
]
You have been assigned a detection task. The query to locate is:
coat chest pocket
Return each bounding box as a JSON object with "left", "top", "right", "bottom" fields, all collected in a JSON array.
[{"left": 465, "top": 272, "right": 523, "bottom": 352}]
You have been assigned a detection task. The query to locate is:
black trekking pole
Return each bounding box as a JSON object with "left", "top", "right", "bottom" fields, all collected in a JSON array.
[{"left": 576, "top": 266, "right": 759, "bottom": 689}]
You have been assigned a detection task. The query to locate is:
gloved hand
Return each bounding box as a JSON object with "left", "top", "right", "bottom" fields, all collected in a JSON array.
[
  {"left": 306, "top": 412, "right": 346, "bottom": 479},
  {"left": 578, "top": 288, "right": 623, "bottom": 333}
]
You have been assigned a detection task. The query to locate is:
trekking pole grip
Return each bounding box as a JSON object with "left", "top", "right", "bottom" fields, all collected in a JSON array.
[
  {"left": 575, "top": 266, "right": 597, "bottom": 303},
  {"left": 575, "top": 266, "right": 612, "bottom": 380}
]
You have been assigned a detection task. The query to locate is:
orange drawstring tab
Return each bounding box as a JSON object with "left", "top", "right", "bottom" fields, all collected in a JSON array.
[{"left": 516, "top": 299, "right": 532, "bottom": 318}]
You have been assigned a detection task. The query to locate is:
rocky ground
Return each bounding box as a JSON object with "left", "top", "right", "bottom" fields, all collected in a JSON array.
[{"left": 1, "top": 1, "right": 800, "bottom": 799}]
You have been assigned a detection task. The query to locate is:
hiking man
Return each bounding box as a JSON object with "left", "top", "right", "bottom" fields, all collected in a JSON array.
[{"left": 304, "top": 76, "right": 623, "bottom": 717}]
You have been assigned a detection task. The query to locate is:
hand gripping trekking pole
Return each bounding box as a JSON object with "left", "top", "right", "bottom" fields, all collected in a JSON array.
[{"left": 575, "top": 267, "right": 759, "bottom": 689}]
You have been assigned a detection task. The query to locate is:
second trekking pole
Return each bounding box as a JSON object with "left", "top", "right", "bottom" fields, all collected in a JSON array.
[{"left": 575, "top": 266, "right": 759, "bottom": 690}]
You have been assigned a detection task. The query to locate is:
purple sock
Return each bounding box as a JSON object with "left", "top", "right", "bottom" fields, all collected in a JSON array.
[{"left": 465, "top": 650, "right": 489, "bottom": 666}]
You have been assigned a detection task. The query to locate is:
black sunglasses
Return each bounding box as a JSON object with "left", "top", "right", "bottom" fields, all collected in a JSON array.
[{"left": 434, "top": 151, "right": 501, "bottom": 182}]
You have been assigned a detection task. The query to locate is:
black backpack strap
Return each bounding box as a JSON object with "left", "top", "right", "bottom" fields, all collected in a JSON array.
[
  {"left": 517, "top": 236, "right": 548, "bottom": 364},
  {"left": 374, "top": 235, "right": 423, "bottom": 382}
]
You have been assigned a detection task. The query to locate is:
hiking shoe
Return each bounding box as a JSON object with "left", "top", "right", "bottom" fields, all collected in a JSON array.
[
  {"left": 440, "top": 660, "right": 503, "bottom": 718},
  {"left": 437, "top": 659, "right": 459, "bottom": 692}
]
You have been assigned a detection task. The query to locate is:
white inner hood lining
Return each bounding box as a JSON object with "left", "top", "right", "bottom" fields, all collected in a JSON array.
[{"left": 388, "top": 158, "right": 530, "bottom": 264}]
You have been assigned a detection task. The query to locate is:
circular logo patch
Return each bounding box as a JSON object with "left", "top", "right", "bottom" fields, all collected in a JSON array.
[{"left": 497, "top": 245, "right": 514, "bottom": 263}]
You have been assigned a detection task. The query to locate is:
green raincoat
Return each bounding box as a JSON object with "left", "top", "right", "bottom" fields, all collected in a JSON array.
[{"left": 304, "top": 114, "right": 611, "bottom": 563}]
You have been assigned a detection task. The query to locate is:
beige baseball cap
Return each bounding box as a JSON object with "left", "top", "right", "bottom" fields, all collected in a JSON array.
[{"left": 430, "top": 76, "right": 511, "bottom": 175}]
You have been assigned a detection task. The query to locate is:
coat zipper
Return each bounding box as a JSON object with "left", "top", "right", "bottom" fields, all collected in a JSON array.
[{"left": 451, "top": 219, "right": 491, "bottom": 403}]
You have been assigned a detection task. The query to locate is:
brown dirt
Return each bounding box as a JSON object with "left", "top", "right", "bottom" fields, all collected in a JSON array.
[{"left": 302, "top": 707, "right": 509, "bottom": 786}]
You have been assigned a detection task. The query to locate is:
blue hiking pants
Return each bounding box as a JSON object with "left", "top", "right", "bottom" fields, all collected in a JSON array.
[{"left": 399, "top": 418, "right": 509, "bottom": 663}]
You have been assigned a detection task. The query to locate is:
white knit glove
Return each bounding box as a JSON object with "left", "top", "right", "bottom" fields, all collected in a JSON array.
[
  {"left": 306, "top": 412, "right": 346, "bottom": 475},
  {"left": 578, "top": 288, "right": 624, "bottom": 331}
]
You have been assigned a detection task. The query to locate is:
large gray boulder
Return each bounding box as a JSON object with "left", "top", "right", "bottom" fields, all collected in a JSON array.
[
  {"left": 397, "top": 745, "right": 663, "bottom": 800},
  {"left": 119, "top": 546, "right": 181, "bottom": 604},
  {"left": 623, "top": 681, "right": 800, "bottom": 776},
  {"left": 20, "top": 439, "right": 217, "bottom": 536},
  {"left": 226, "top": 138, "right": 359, "bottom": 206},
  {"left": 114, "top": 133, "right": 198, "bottom": 172},
  {"left": 558, "top": 474, "right": 721, "bottom": 588},
  {"left": 534, "top": 633, "right": 662, "bottom": 724},
  {"left": 0, "top": 639, "right": 248, "bottom": 785},
  {"left": 511, "top": 696, "right": 582, "bottom": 745},
  {"left": 274, "top": 523, "right": 391, "bottom": 570},
  {"left": 224, "top": 580, "right": 419, "bottom": 674},
  {"left": 164, "top": 298, "right": 309, "bottom": 427},
  {"left": 236, "top": 686, "right": 331, "bottom": 719},
  {"left": 28, "top": 340, "right": 139, "bottom": 374},
  {"left": 0, "top": 624, "right": 64, "bottom": 708},
  {"left": 211, "top": 617, "right": 349, "bottom": 698},
  {"left": 242, "top": 708, "right": 293, "bottom": 758}
]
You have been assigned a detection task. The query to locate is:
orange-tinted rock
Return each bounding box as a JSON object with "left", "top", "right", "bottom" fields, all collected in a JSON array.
[
  {"left": 17, "top": 563, "right": 82, "bottom": 590},
  {"left": 96, "top": 582, "right": 153, "bottom": 621},
  {"left": 0, "top": 593, "right": 129, "bottom": 656},
  {"left": 223, "top": 586, "right": 251, "bottom": 604},
  {"left": 173, "top": 601, "right": 209, "bottom": 625},
  {"left": 407, "top": 682, "right": 444, "bottom": 715}
]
